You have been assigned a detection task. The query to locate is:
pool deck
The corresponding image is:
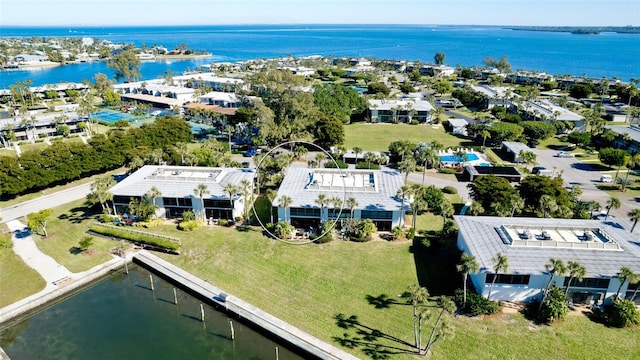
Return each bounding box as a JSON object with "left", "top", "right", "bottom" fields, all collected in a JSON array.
[{"left": 134, "top": 250, "right": 359, "bottom": 360}]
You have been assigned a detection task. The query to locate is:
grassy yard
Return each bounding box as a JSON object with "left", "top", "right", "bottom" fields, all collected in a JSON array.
[
  {"left": 344, "top": 123, "right": 464, "bottom": 151},
  {"left": 31, "top": 199, "right": 119, "bottom": 273},
  {"left": 0, "top": 226, "right": 46, "bottom": 307},
  {"left": 4, "top": 197, "right": 640, "bottom": 359}
]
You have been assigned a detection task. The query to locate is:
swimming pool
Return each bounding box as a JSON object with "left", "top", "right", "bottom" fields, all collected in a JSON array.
[{"left": 439, "top": 153, "right": 480, "bottom": 162}]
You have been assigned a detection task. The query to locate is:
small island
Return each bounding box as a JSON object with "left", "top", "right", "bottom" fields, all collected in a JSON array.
[{"left": 505, "top": 26, "right": 640, "bottom": 35}]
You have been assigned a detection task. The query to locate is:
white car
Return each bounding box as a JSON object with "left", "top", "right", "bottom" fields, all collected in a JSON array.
[{"left": 556, "top": 151, "right": 574, "bottom": 158}]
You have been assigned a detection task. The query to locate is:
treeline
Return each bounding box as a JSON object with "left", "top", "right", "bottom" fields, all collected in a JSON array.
[{"left": 0, "top": 117, "right": 192, "bottom": 199}]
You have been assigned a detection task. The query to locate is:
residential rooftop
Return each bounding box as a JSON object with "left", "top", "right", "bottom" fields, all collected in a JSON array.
[
  {"left": 455, "top": 216, "right": 640, "bottom": 277},
  {"left": 274, "top": 167, "right": 407, "bottom": 211},
  {"left": 110, "top": 165, "right": 255, "bottom": 199}
]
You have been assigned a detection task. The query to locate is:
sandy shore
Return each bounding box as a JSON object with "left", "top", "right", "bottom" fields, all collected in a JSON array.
[
  {"left": 2, "top": 61, "right": 62, "bottom": 70},
  {"left": 156, "top": 53, "right": 213, "bottom": 60}
]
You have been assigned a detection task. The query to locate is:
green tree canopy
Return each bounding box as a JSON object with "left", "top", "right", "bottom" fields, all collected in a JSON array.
[
  {"left": 107, "top": 50, "right": 141, "bottom": 82},
  {"left": 468, "top": 175, "right": 518, "bottom": 212}
]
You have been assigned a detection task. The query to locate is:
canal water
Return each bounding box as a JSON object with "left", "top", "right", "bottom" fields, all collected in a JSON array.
[{"left": 0, "top": 266, "right": 304, "bottom": 360}]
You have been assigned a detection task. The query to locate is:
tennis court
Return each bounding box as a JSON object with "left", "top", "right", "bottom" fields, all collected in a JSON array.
[{"left": 91, "top": 109, "right": 138, "bottom": 124}]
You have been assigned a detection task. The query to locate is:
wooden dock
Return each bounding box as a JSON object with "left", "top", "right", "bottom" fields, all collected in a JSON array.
[{"left": 134, "top": 251, "right": 359, "bottom": 360}]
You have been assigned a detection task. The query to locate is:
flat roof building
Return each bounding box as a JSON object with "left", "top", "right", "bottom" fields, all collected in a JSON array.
[
  {"left": 110, "top": 165, "right": 255, "bottom": 221},
  {"left": 455, "top": 216, "right": 640, "bottom": 305},
  {"left": 274, "top": 168, "right": 409, "bottom": 231}
]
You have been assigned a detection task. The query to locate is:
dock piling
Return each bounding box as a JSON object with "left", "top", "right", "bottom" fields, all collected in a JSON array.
[
  {"left": 173, "top": 288, "right": 178, "bottom": 305},
  {"left": 200, "top": 304, "right": 205, "bottom": 322},
  {"left": 149, "top": 274, "right": 154, "bottom": 291},
  {"left": 124, "top": 259, "right": 129, "bottom": 275},
  {"left": 229, "top": 320, "right": 235, "bottom": 340},
  {"left": 275, "top": 346, "right": 279, "bottom": 360}
]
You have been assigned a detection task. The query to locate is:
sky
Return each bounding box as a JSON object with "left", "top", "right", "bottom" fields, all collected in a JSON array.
[{"left": 1, "top": 0, "right": 639, "bottom": 27}]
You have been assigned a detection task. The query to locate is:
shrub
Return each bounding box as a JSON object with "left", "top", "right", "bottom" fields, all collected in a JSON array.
[
  {"left": 606, "top": 299, "right": 640, "bottom": 328},
  {"left": 439, "top": 168, "right": 457, "bottom": 174},
  {"left": 454, "top": 289, "right": 501, "bottom": 316},
  {"left": 178, "top": 220, "right": 202, "bottom": 231},
  {"left": 344, "top": 218, "right": 377, "bottom": 242},
  {"left": 273, "top": 221, "right": 293, "bottom": 239},
  {"left": 0, "top": 233, "right": 12, "bottom": 249},
  {"left": 538, "top": 286, "right": 569, "bottom": 323},
  {"left": 410, "top": 119, "right": 419, "bottom": 125},
  {"left": 79, "top": 236, "right": 94, "bottom": 251},
  {"left": 182, "top": 210, "right": 196, "bottom": 221},
  {"left": 98, "top": 214, "right": 116, "bottom": 223},
  {"left": 356, "top": 161, "right": 380, "bottom": 169},
  {"left": 407, "top": 227, "right": 416, "bottom": 240},
  {"left": 324, "top": 160, "right": 349, "bottom": 169},
  {"left": 218, "top": 219, "right": 228, "bottom": 227},
  {"left": 442, "top": 185, "right": 458, "bottom": 194},
  {"left": 313, "top": 221, "right": 335, "bottom": 244},
  {"left": 89, "top": 224, "right": 180, "bottom": 251}
]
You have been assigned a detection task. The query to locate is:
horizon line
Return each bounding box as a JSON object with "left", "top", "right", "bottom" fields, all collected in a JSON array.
[{"left": 2, "top": 23, "right": 638, "bottom": 28}]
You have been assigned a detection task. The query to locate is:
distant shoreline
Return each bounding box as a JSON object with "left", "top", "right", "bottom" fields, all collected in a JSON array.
[{"left": 505, "top": 26, "right": 640, "bottom": 35}]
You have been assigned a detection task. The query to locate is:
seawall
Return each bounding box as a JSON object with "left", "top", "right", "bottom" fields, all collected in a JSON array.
[{"left": 133, "top": 250, "right": 359, "bottom": 360}]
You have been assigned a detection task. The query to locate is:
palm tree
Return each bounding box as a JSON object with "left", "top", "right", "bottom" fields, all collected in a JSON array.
[
  {"left": 146, "top": 186, "right": 162, "bottom": 219},
  {"left": 565, "top": 261, "right": 586, "bottom": 298},
  {"left": 616, "top": 266, "right": 637, "bottom": 299},
  {"left": 398, "top": 157, "right": 415, "bottom": 184},
  {"left": 149, "top": 148, "right": 164, "bottom": 165},
  {"left": 468, "top": 201, "right": 484, "bottom": 216},
  {"left": 225, "top": 125, "right": 234, "bottom": 153},
  {"left": 315, "top": 194, "right": 328, "bottom": 221},
  {"left": 329, "top": 196, "right": 343, "bottom": 218},
  {"left": 364, "top": 152, "right": 376, "bottom": 169},
  {"left": 88, "top": 175, "right": 116, "bottom": 214},
  {"left": 604, "top": 197, "right": 621, "bottom": 221},
  {"left": 314, "top": 152, "right": 325, "bottom": 167},
  {"left": 175, "top": 142, "right": 189, "bottom": 165},
  {"left": 193, "top": 184, "right": 210, "bottom": 221},
  {"left": 352, "top": 146, "right": 362, "bottom": 163},
  {"left": 538, "top": 195, "right": 558, "bottom": 218},
  {"left": 346, "top": 197, "right": 358, "bottom": 218},
  {"left": 278, "top": 195, "right": 292, "bottom": 222},
  {"left": 405, "top": 284, "right": 429, "bottom": 351},
  {"left": 223, "top": 183, "right": 239, "bottom": 215},
  {"left": 408, "top": 183, "right": 426, "bottom": 229},
  {"left": 488, "top": 253, "right": 509, "bottom": 301},
  {"left": 240, "top": 179, "right": 252, "bottom": 223},
  {"left": 481, "top": 129, "right": 491, "bottom": 149},
  {"left": 439, "top": 198, "right": 454, "bottom": 222},
  {"left": 539, "top": 258, "right": 567, "bottom": 312},
  {"left": 266, "top": 189, "right": 277, "bottom": 224},
  {"left": 629, "top": 208, "right": 640, "bottom": 233},
  {"left": 457, "top": 253, "right": 480, "bottom": 307},
  {"left": 622, "top": 153, "right": 640, "bottom": 192}
]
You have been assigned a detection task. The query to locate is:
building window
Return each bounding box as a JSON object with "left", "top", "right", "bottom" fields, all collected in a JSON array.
[
  {"left": 203, "top": 199, "right": 232, "bottom": 208},
  {"left": 290, "top": 207, "right": 321, "bottom": 217},
  {"left": 113, "top": 195, "right": 132, "bottom": 204},
  {"left": 163, "top": 197, "right": 177, "bottom": 206},
  {"left": 361, "top": 210, "right": 393, "bottom": 220},
  {"left": 485, "top": 274, "right": 530, "bottom": 285},
  {"left": 328, "top": 209, "right": 350, "bottom": 219},
  {"left": 563, "top": 277, "right": 610, "bottom": 289},
  {"left": 178, "top": 198, "right": 192, "bottom": 207}
]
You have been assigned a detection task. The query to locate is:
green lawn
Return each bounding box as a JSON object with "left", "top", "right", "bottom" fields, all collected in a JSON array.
[
  {"left": 4, "top": 198, "right": 640, "bottom": 359},
  {"left": 31, "top": 199, "right": 119, "bottom": 273},
  {"left": 0, "top": 227, "right": 46, "bottom": 307},
  {"left": 344, "top": 123, "right": 464, "bottom": 151}
]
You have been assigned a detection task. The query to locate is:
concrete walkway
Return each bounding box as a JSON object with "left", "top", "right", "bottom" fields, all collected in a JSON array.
[{"left": 6, "top": 220, "right": 73, "bottom": 291}]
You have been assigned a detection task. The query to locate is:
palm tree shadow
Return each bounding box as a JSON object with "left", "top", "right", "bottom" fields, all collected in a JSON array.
[
  {"left": 332, "top": 313, "right": 417, "bottom": 359},
  {"left": 365, "top": 294, "right": 404, "bottom": 309}
]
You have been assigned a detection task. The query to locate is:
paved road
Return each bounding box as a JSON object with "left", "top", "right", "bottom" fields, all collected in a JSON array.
[{"left": 0, "top": 183, "right": 93, "bottom": 223}]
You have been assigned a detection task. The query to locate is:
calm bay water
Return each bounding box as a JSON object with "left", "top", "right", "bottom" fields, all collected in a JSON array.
[
  {"left": 1, "top": 25, "right": 639, "bottom": 86},
  {"left": 0, "top": 266, "right": 304, "bottom": 360}
]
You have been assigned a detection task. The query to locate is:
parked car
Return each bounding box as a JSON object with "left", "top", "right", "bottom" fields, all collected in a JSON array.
[
  {"left": 532, "top": 166, "right": 546, "bottom": 175},
  {"left": 556, "top": 151, "right": 574, "bottom": 158},
  {"left": 600, "top": 174, "right": 613, "bottom": 183},
  {"left": 244, "top": 148, "right": 257, "bottom": 157}
]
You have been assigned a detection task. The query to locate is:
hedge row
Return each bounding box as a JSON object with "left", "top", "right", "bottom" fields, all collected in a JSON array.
[{"left": 89, "top": 224, "right": 180, "bottom": 251}]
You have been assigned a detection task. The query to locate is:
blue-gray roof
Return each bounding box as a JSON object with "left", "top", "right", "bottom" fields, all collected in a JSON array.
[
  {"left": 454, "top": 215, "right": 640, "bottom": 277},
  {"left": 275, "top": 167, "right": 408, "bottom": 212},
  {"left": 110, "top": 165, "right": 255, "bottom": 200}
]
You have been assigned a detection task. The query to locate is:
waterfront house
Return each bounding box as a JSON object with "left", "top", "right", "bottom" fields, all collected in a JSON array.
[
  {"left": 455, "top": 216, "right": 640, "bottom": 305},
  {"left": 110, "top": 165, "right": 255, "bottom": 221},
  {"left": 274, "top": 167, "right": 408, "bottom": 231}
]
